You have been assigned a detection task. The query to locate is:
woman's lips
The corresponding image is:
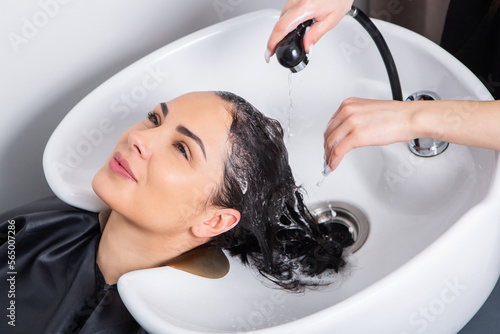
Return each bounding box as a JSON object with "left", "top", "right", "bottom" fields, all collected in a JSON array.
[{"left": 109, "top": 152, "right": 137, "bottom": 182}]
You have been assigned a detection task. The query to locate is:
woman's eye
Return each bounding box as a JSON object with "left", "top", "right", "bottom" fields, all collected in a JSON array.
[
  {"left": 175, "top": 142, "right": 189, "bottom": 160},
  {"left": 147, "top": 111, "right": 160, "bottom": 126}
]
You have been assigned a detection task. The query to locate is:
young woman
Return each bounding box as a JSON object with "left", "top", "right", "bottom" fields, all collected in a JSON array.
[{"left": 0, "top": 91, "right": 353, "bottom": 333}]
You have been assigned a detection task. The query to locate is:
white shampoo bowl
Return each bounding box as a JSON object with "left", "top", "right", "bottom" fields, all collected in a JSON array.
[{"left": 43, "top": 9, "right": 500, "bottom": 334}]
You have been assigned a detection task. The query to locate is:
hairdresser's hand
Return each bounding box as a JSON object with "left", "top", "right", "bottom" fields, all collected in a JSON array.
[
  {"left": 324, "top": 98, "right": 417, "bottom": 172},
  {"left": 265, "top": 0, "right": 354, "bottom": 62}
]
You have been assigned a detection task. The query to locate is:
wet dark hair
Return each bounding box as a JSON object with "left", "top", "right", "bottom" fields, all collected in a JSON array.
[{"left": 207, "top": 91, "right": 354, "bottom": 292}]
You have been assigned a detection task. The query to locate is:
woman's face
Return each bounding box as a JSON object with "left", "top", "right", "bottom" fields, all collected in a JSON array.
[{"left": 92, "top": 92, "right": 233, "bottom": 236}]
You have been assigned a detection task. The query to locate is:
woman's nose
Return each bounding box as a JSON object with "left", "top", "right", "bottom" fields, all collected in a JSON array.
[{"left": 128, "top": 130, "right": 152, "bottom": 160}]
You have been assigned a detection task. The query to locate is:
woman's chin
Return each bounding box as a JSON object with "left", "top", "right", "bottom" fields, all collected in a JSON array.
[{"left": 92, "top": 167, "right": 115, "bottom": 207}]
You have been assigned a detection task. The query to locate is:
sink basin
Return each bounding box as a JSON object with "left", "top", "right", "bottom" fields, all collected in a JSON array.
[{"left": 43, "top": 9, "right": 500, "bottom": 334}]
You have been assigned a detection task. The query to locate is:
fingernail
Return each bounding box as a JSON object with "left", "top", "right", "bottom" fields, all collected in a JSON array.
[
  {"left": 322, "top": 162, "right": 331, "bottom": 176},
  {"left": 326, "top": 115, "right": 335, "bottom": 127},
  {"left": 264, "top": 48, "right": 271, "bottom": 63},
  {"left": 307, "top": 43, "right": 314, "bottom": 60}
]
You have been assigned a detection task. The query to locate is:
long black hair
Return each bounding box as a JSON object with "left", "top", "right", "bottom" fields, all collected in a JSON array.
[{"left": 208, "top": 91, "right": 354, "bottom": 292}]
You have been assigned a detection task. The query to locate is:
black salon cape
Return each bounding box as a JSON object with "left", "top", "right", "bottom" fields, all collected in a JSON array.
[
  {"left": 441, "top": 0, "right": 500, "bottom": 100},
  {"left": 0, "top": 197, "right": 147, "bottom": 334}
]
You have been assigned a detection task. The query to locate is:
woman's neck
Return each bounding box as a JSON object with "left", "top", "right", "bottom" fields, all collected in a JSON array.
[{"left": 96, "top": 210, "right": 198, "bottom": 284}]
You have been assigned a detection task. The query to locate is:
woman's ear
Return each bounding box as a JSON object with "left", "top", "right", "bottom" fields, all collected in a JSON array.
[{"left": 192, "top": 209, "right": 240, "bottom": 238}]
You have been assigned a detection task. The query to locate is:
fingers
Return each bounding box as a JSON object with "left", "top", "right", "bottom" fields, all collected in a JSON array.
[
  {"left": 323, "top": 98, "right": 382, "bottom": 171},
  {"left": 323, "top": 99, "right": 359, "bottom": 171},
  {"left": 324, "top": 97, "right": 359, "bottom": 145},
  {"left": 303, "top": 5, "right": 352, "bottom": 52},
  {"left": 265, "top": 0, "right": 354, "bottom": 62},
  {"left": 266, "top": 4, "right": 315, "bottom": 60},
  {"left": 323, "top": 98, "right": 415, "bottom": 172},
  {"left": 324, "top": 125, "right": 355, "bottom": 173}
]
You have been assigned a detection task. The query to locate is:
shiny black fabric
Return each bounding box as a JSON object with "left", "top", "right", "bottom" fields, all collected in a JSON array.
[
  {"left": 441, "top": 0, "right": 500, "bottom": 99},
  {"left": 0, "top": 197, "right": 147, "bottom": 334}
]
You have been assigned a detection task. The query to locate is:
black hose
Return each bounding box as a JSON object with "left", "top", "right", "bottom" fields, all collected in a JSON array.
[{"left": 350, "top": 7, "right": 403, "bottom": 101}]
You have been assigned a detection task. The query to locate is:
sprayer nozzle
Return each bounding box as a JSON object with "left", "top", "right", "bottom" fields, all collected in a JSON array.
[
  {"left": 275, "top": 19, "right": 314, "bottom": 73},
  {"left": 290, "top": 59, "right": 308, "bottom": 73}
]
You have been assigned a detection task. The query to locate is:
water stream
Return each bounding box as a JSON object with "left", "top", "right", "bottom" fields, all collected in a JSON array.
[
  {"left": 286, "top": 72, "right": 327, "bottom": 187},
  {"left": 287, "top": 72, "right": 294, "bottom": 141}
]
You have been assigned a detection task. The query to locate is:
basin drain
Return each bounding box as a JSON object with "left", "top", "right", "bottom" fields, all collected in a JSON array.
[{"left": 309, "top": 201, "right": 369, "bottom": 253}]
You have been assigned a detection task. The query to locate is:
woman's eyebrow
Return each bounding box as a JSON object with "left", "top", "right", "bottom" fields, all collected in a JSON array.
[
  {"left": 160, "top": 102, "right": 168, "bottom": 117},
  {"left": 176, "top": 125, "right": 206, "bottom": 160}
]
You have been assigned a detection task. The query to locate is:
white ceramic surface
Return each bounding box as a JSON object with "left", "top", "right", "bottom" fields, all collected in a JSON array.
[{"left": 43, "top": 9, "right": 500, "bottom": 334}]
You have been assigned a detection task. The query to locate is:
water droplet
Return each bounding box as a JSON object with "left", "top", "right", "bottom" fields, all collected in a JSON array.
[
  {"left": 316, "top": 174, "right": 326, "bottom": 187},
  {"left": 328, "top": 203, "right": 337, "bottom": 218}
]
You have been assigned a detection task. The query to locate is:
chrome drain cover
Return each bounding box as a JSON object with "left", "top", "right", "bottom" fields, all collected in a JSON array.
[{"left": 310, "top": 201, "right": 369, "bottom": 253}]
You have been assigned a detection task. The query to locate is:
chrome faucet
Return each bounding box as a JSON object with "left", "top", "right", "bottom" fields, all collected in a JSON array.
[{"left": 406, "top": 91, "right": 449, "bottom": 157}]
